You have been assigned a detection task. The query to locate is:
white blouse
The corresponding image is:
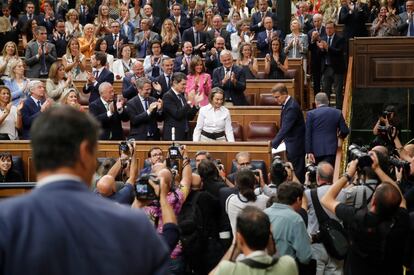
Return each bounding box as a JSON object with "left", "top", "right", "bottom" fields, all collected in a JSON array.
[
  {"left": 0, "top": 105, "right": 18, "bottom": 140},
  {"left": 193, "top": 104, "right": 235, "bottom": 142}
]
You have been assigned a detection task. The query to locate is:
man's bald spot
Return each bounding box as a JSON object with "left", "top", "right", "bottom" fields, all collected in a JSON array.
[
  {"left": 96, "top": 175, "right": 116, "bottom": 196},
  {"left": 372, "top": 145, "right": 388, "bottom": 156}
]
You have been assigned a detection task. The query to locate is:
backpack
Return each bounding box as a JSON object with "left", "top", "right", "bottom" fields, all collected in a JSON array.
[{"left": 311, "top": 188, "right": 349, "bottom": 260}]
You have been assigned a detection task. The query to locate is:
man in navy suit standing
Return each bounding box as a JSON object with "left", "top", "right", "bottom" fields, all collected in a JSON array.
[
  {"left": 89, "top": 82, "right": 129, "bottom": 140},
  {"left": 306, "top": 93, "right": 349, "bottom": 167},
  {"left": 250, "top": 0, "right": 278, "bottom": 35},
  {"left": 0, "top": 106, "right": 170, "bottom": 275},
  {"left": 308, "top": 14, "right": 326, "bottom": 94},
  {"left": 126, "top": 77, "right": 163, "bottom": 140},
  {"left": 21, "top": 81, "right": 53, "bottom": 139},
  {"left": 271, "top": 83, "right": 306, "bottom": 183},
  {"left": 83, "top": 51, "right": 114, "bottom": 103},
  {"left": 104, "top": 21, "right": 129, "bottom": 57}
]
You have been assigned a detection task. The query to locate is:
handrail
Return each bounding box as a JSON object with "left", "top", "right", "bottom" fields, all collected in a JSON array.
[{"left": 334, "top": 56, "right": 353, "bottom": 181}]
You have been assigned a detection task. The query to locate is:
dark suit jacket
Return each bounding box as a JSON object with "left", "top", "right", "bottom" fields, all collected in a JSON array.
[
  {"left": 307, "top": 27, "right": 326, "bottom": 70},
  {"left": 338, "top": 3, "right": 369, "bottom": 39},
  {"left": 181, "top": 28, "right": 208, "bottom": 55},
  {"left": 272, "top": 97, "right": 305, "bottom": 157},
  {"left": 250, "top": 11, "right": 278, "bottom": 34},
  {"left": 207, "top": 28, "right": 231, "bottom": 50},
  {"left": 104, "top": 33, "right": 129, "bottom": 56},
  {"left": 169, "top": 15, "right": 191, "bottom": 34},
  {"left": 212, "top": 65, "right": 248, "bottom": 106},
  {"left": 205, "top": 51, "right": 222, "bottom": 75},
  {"left": 49, "top": 32, "right": 69, "bottom": 58},
  {"left": 320, "top": 34, "right": 346, "bottom": 74},
  {"left": 256, "top": 30, "right": 282, "bottom": 56},
  {"left": 152, "top": 74, "right": 172, "bottom": 100},
  {"left": 305, "top": 105, "right": 349, "bottom": 157},
  {"left": 83, "top": 68, "right": 114, "bottom": 103},
  {"left": 173, "top": 54, "right": 193, "bottom": 75},
  {"left": 122, "top": 73, "right": 141, "bottom": 100},
  {"left": 89, "top": 98, "right": 129, "bottom": 140},
  {"left": 37, "top": 14, "right": 56, "bottom": 35},
  {"left": 162, "top": 89, "right": 198, "bottom": 141},
  {"left": 126, "top": 95, "right": 163, "bottom": 140},
  {"left": 151, "top": 16, "right": 162, "bottom": 33},
  {"left": 21, "top": 97, "right": 42, "bottom": 140},
  {"left": 17, "top": 14, "right": 38, "bottom": 34},
  {"left": 0, "top": 178, "right": 170, "bottom": 275}
]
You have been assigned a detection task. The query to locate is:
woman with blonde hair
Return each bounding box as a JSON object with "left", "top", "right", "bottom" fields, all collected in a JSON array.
[
  {"left": 94, "top": 5, "right": 114, "bottom": 37},
  {"left": 62, "top": 38, "right": 87, "bottom": 80},
  {"left": 3, "top": 59, "right": 30, "bottom": 106},
  {"left": 108, "top": 0, "right": 120, "bottom": 20},
  {"left": 203, "top": 7, "right": 214, "bottom": 31},
  {"left": 118, "top": 5, "right": 136, "bottom": 42},
  {"left": 60, "top": 88, "right": 84, "bottom": 111},
  {"left": 284, "top": 18, "right": 308, "bottom": 76},
  {"left": 161, "top": 19, "right": 180, "bottom": 58},
  {"left": 0, "top": 86, "right": 22, "bottom": 140},
  {"left": 78, "top": 24, "right": 97, "bottom": 58},
  {"left": 46, "top": 61, "right": 74, "bottom": 101},
  {"left": 185, "top": 56, "right": 212, "bottom": 107},
  {"left": 228, "top": 0, "right": 249, "bottom": 20},
  {"left": 237, "top": 42, "right": 258, "bottom": 79},
  {"left": 0, "top": 42, "right": 20, "bottom": 79},
  {"left": 65, "top": 9, "right": 83, "bottom": 38}
]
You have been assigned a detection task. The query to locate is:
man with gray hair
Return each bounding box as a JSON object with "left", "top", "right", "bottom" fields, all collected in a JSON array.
[
  {"left": 212, "top": 49, "right": 248, "bottom": 106},
  {"left": 24, "top": 25, "right": 57, "bottom": 78},
  {"left": 89, "top": 82, "right": 128, "bottom": 140},
  {"left": 123, "top": 60, "right": 145, "bottom": 100},
  {"left": 133, "top": 17, "right": 161, "bottom": 58},
  {"left": 21, "top": 81, "right": 53, "bottom": 139},
  {"left": 305, "top": 92, "right": 349, "bottom": 167},
  {"left": 307, "top": 13, "right": 326, "bottom": 94}
]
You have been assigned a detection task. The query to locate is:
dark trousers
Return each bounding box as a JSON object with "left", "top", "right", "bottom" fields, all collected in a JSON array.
[
  {"left": 288, "top": 153, "right": 305, "bottom": 184},
  {"left": 311, "top": 65, "right": 322, "bottom": 94},
  {"left": 322, "top": 66, "right": 344, "bottom": 109},
  {"left": 315, "top": 154, "right": 336, "bottom": 168}
]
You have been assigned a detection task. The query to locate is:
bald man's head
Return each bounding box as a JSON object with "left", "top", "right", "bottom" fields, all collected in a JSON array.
[
  {"left": 96, "top": 175, "right": 116, "bottom": 197},
  {"left": 317, "top": 162, "right": 334, "bottom": 184}
]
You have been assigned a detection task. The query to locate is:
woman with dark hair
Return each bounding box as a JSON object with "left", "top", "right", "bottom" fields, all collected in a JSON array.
[
  {"left": 143, "top": 40, "right": 168, "bottom": 79},
  {"left": 225, "top": 169, "right": 269, "bottom": 236},
  {"left": 193, "top": 87, "right": 234, "bottom": 142},
  {"left": 112, "top": 44, "right": 136, "bottom": 80},
  {"left": 0, "top": 152, "right": 23, "bottom": 182},
  {"left": 185, "top": 55, "right": 212, "bottom": 107},
  {"left": 21, "top": 19, "right": 38, "bottom": 49},
  {"left": 372, "top": 105, "right": 401, "bottom": 152},
  {"left": 371, "top": 5, "right": 399, "bottom": 36},
  {"left": 265, "top": 37, "right": 289, "bottom": 79},
  {"left": 62, "top": 38, "right": 87, "bottom": 80},
  {"left": 230, "top": 20, "right": 254, "bottom": 59},
  {"left": 0, "top": 86, "right": 22, "bottom": 140},
  {"left": 95, "top": 38, "right": 114, "bottom": 68}
]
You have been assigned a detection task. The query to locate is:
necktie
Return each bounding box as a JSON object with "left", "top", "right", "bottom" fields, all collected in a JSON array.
[
  {"left": 94, "top": 70, "right": 99, "bottom": 79},
  {"left": 186, "top": 56, "right": 191, "bottom": 65},
  {"left": 195, "top": 32, "right": 199, "bottom": 45},
  {"left": 261, "top": 12, "right": 265, "bottom": 19},
  {"left": 37, "top": 100, "right": 42, "bottom": 109},
  {"left": 166, "top": 75, "right": 171, "bottom": 88},
  {"left": 114, "top": 34, "right": 118, "bottom": 41},
  {"left": 408, "top": 16, "right": 414, "bottom": 37},
  {"left": 40, "top": 44, "right": 47, "bottom": 74},
  {"left": 144, "top": 98, "right": 149, "bottom": 110},
  {"left": 178, "top": 93, "right": 185, "bottom": 106},
  {"left": 328, "top": 36, "right": 332, "bottom": 47},
  {"left": 267, "top": 31, "right": 271, "bottom": 42}
]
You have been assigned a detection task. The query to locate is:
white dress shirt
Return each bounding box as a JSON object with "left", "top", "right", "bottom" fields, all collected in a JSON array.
[{"left": 193, "top": 103, "right": 235, "bottom": 142}]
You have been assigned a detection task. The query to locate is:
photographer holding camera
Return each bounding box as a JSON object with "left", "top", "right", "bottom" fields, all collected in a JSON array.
[
  {"left": 372, "top": 105, "right": 400, "bottom": 152},
  {"left": 321, "top": 152, "right": 411, "bottom": 275}
]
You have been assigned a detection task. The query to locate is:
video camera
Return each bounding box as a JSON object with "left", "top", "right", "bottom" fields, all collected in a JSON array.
[
  {"left": 348, "top": 144, "right": 373, "bottom": 169},
  {"left": 135, "top": 173, "right": 160, "bottom": 201}
]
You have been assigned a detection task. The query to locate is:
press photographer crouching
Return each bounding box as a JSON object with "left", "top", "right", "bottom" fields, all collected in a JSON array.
[
  {"left": 372, "top": 105, "right": 400, "bottom": 152},
  {"left": 132, "top": 145, "right": 192, "bottom": 274},
  {"left": 321, "top": 152, "right": 411, "bottom": 275}
]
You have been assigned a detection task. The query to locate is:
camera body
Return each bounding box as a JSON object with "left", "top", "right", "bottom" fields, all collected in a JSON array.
[
  {"left": 306, "top": 163, "right": 317, "bottom": 183},
  {"left": 377, "top": 125, "right": 392, "bottom": 136},
  {"left": 166, "top": 142, "right": 182, "bottom": 170},
  {"left": 348, "top": 144, "right": 373, "bottom": 169},
  {"left": 135, "top": 173, "right": 160, "bottom": 201},
  {"left": 119, "top": 139, "right": 135, "bottom": 168},
  {"left": 382, "top": 110, "right": 391, "bottom": 119},
  {"left": 271, "top": 156, "right": 288, "bottom": 181}
]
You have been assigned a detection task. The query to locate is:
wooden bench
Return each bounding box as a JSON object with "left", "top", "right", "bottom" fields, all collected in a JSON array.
[{"left": 0, "top": 141, "right": 272, "bottom": 183}]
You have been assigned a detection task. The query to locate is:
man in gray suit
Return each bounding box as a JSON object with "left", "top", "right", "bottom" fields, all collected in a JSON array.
[
  {"left": 134, "top": 18, "right": 161, "bottom": 58},
  {"left": 24, "top": 26, "right": 57, "bottom": 78},
  {"left": 397, "top": 0, "right": 414, "bottom": 36}
]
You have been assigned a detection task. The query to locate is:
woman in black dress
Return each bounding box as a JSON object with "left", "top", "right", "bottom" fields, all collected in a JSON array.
[
  {"left": 236, "top": 42, "right": 258, "bottom": 79},
  {"left": 0, "top": 152, "right": 23, "bottom": 182},
  {"left": 265, "top": 37, "right": 289, "bottom": 79}
]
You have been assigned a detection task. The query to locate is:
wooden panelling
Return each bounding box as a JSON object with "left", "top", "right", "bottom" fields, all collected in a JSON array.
[{"left": 0, "top": 141, "right": 272, "bottom": 182}]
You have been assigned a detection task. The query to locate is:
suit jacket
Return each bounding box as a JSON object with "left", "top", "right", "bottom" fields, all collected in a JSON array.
[
  {"left": 307, "top": 26, "right": 327, "bottom": 69},
  {"left": 83, "top": 68, "right": 114, "bottom": 103},
  {"left": 212, "top": 65, "right": 248, "bottom": 106},
  {"left": 305, "top": 105, "right": 349, "bottom": 157},
  {"left": 320, "top": 34, "right": 346, "bottom": 74},
  {"left": 21, "top": 97, "right": 42, "bottom": 140},
  {"left": 173, "top": 54, "right": 193, "bottom": 75},
  {"left": 338, "top": 3, "right": 369, "bottom": 39},
  {"left": 207, "top": 28, "right": 231, "bottom": 50},
  {"left": 205, "top": 51, "right": 222, "bottom": 75},
  {"left": 104, "top": 33, "right": 129, "bottom": 56},
  {"left": 169, "top": 15, "right": 191, "bottom": 34},
  {"left": 152, "top": 74, "right": 172, "bottom": 100},
  {"left": 0, "top": 178, "right": 169, "bottom": 275},
  {"left": 122, "top": 73, "right": 142, "bottom": 100},
  {"left": 181, "top": 28, "right": 208, "bottom": 51},
  {"left": 397, "top": 12, "right": 411, "bottom": 35},
  {"left": 126, "top": 95, "right": 163, "bottom": 140},
  {"left": 37, "top": 14, "right": 56, "bottom": 34},
  {"left": 49, "top": 32, "right": 69, "bottom": 58},
  {"left": 272, "top": 97, "right": 305, "bottom": 157},
  {"left": 133, "top": 31, "right": 161, "bottom": 58},
  {"left": 162, "top": 89, "right": 198, "bottom": 141},
  {"left": 17, "top": 14, "right": 38, "bottom": 34},
  {"left": 256, "top": 29, "right": 282, "bottom": 56},
  {"left": 24, "top": 41, "right": 58, "bottom": 78},
  {"left": 89, "top": 98, "right": 129, "bottom": 140},
  {"left": 250, "top": 11, "right": 278, "bottom": 34}
]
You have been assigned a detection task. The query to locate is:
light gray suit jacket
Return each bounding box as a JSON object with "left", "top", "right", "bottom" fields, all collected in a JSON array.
[
  {"left": 133, "top": 31, "right": 161, "bottom": 58},
  {"left": 24, "top": 40, "right": 57, "bottom": 78}
]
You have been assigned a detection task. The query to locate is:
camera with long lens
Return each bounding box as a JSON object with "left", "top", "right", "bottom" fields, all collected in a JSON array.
[
  {"left": 377, "top": 125, "right": 393, "bottom": 136},
  {"left": 135, "top": 173, "right": 160, "bottom": 201},
  {"left": 166, "top": 142, "right": 182, "bottom": 170},
  {"left": 389, "top": 156, "right": 411, "bottom": 179},
  {"left": 306, "top": 163, "right": 317, "bottom": 183},
  {"left": 348, "top": 144, "right": 373, "bottom": 169},
  {"left": 119, "top": 139, "right": 135, "bottom": 168},
  {"left": 271, "top": 156, "right": 288, "bottom": 180}
]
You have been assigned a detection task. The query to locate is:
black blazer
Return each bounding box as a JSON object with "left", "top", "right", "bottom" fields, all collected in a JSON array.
[
  {"left": 126, "top": 96, "right": 163, "bottom": 140},
  {"left": 181, "top": 28, "right": 208, "bottom": 55},
  {"left": 162, "top": 89, "right": 198, "bottom": 141},
  {"left": 21, "top": 97, "right": 42, "bottom": 140},
  {"left": 206, "top": 29, "right": 231, "bottom": 50},
  {"left": 212, "top": 65, "right": 248, "bottom": 106},
  {"left": 173, "top": 54, "right": 193, "bottom": 75},
  {"left": 205, "top": 51, "right": 222, "bottom": 75},
  {"left": 49, "top": 33, "right": 69, "bottom": 58},
  {"left": 89, "top": 98, "right": 129, "bottom": 140},
  {"left": 320, "top": 34, "right": 346, "bottom": 74},
  {"left": 307, "top": 27, "right": 326, "bottom": 69},
  {"left": 250, "top": 11, "right": 278, "bottom": 34},
  {"left": 83, "top": 68, "right": 114, "bottom": 103},
  {"left": 104, "top": 33, "right": 129, "bottom": 56},
  {"left": 168, "top": 15, "right": 191, "bottom": 34},
  {"left": 152, "top": 74, "right": 172, "bottom": 100},
  {"left": 272, "top": 97, "right": 305, "bottom": 157},
  {"left": 338, "top": 4, "right": 369, "bottom": 39}
]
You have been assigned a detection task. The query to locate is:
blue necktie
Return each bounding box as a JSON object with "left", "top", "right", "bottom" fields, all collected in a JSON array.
[{"left": 408, "top": 17, "right": 414, "bottom": 37}]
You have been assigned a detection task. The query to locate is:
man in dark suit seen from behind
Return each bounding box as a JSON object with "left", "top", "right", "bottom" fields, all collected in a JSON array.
[
  {"left": 305, "top": 92, "right": 349, "bottom": 167},
  {"left": 83, "top": 51, "right": 114, "bottom": 103},
  {"left": 205, "top": 36, "right": 226, "bottom": 75},
  {"left": 21, "top": 81, "right": 53, "bottom": 140},
  {"left": 152, "top": 58, "right": 175, "bottom": 100},
  {"left": 207, "top": 15, "right": 231, "bottom": 50},
  {"left": 307, "top": 13, "right": 326, "bottom": 94},
  {"left": 0, "top": 106, "right": 170, "bottom": 275},
  {"left": 89, "top": 82, "right": 129, "bottom": 140},
  {"left": 127, "top": 77, "right": 163, "bottom": 140},
  {"left": 173, "top": 41, "right": 194, "bottom": 75},
  {"left": 271, "top": 83, "right": 306, "bottom": 183},
  {"left": 162, "top": 72, "right": 200, "bottom": 141},
  {"left": 181, "top": 16, "right": 208, "bottom": 56},
  {"left": 122, "top": 60, "right": 145, "bottom": 101},
  {"left": 318, "top": 21, "right": 346, "bottom": 109},
  {"left": 212, "top": 50, "right": 248, "bottom": 106},
  {"left": 250, "top": 0, "right": 278, "bottom": 35},
  {"left": 104, "top": 21, "right": 129, "bottom": 57}
]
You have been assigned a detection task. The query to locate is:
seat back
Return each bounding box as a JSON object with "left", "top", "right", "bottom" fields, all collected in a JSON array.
[
  {"left": 246, "top": 121, "right": 278, "bottom": 141},
  {"left": 259, "top": 93, "right": 277, "bottom": 106},
  {"left": 231, "top": 121, "right": 244, "bottom": 141}
]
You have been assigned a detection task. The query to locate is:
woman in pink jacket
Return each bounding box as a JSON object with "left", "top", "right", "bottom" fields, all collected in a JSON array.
[{"left": 185, "top": 56, "right": 212, "bottom": 107}]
